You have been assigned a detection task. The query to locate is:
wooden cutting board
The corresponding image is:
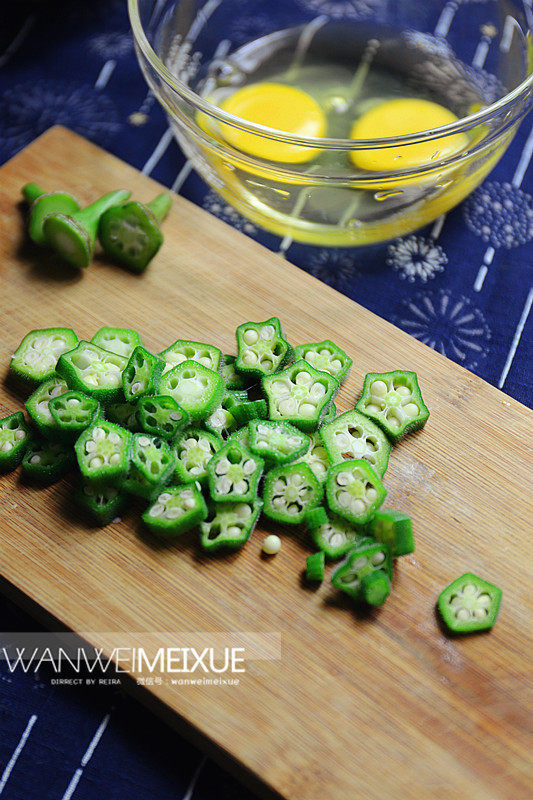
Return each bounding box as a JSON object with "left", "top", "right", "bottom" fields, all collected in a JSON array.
[{"left": 0, "top": 127, "right": 531, "bottom": 800}]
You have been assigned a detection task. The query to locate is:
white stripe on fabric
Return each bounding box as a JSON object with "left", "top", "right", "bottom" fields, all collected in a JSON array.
[
  {"left": 0, "top": 714, "right": 37, "bottom": 795},
  {"left": 498, "top": 287, "right": 533, "bottom": 388}
]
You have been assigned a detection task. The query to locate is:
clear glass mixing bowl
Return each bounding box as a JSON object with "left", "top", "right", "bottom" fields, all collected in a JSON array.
[{"left": 129, "top": 0, "right": 533, "bottom": 246}]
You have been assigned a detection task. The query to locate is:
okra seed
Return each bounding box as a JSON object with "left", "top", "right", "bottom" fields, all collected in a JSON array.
[
  {"left": 371, "top": 552, "right": 385, "bottom": 565},
  {"left": 165, "top": 508, "right": 183, "bottom": 520},
  {"left": 456, "top": 609, "right": 470, "bottom": 621},
  {"left": 366, "top": 488, "right": 377, "bottom": 502},
  {"left": 352, "top": 499, "right": 365, "bottom": 514},
  {"left": 215, "top": 458, "right": 231, "bottom": 475},
  {"left": 149, "top": 504, "right": 164, "bottom": 517},
  {"left": 295, "top": 371, "right": 312, "bottom": 386},
  {"left": 85, "top": 441, "right": 97, "bottom": 453},
  {"left": 227, "top": 525, "right": 241, "bottom": 537},
  {"left": 90, "top": 456, "right": 104, "bottom": 469},
  {"left": 330, "top": 359, "right": 342, "bottom": 372},
  {"left": 478, "top": 593, "right": 491, "bottom": 606},
  {"left": 352, "top": 557, "right": 367, "bottom": 570},
  {"left": 138, "top": 436, "right": 151, "bottom": 448},
  {"left": 261, "top": 325, "right": 276, "bottom": 340},
  {"left": 404, "top": 403, "right": 419, "bottom": 417},
  {"left": 30, "top": 454, "right": 41, "bottom": 464},
  {"left": 262, "top": 534, "right": 281, "bottom": 554},
  {"left": 273, "top": 497, "right": 285, "bottom": 508},
  {"left": 132, "top": 382, "right": 142, "bottom": 394},
  {"left": 336, "top": 471, "right": 351, "bottom": 486},
  {"left": 109, "top": 454, "right": 120, "bottom": 466},
  {"left": 15, "top": 430, "right": 26, "bottom": 440},
  {"left": 338, "top": 491, "right": 352, "bottom": 508},
  {"left": 366, "top": 403, "right": 381, "bottom": 414},
  {"left": 108, "top": 432, "right": 121, "bottom": 444},
  {"left": 243, "top": 329, "right": 259, "bottom": 345},
  {"left": 243, "top": 350, "right": 258, "bottom": 365},
  {"left": 93, "top": 428, "right": 105, "bottom": 440},
  {"left": 463, "top": 584, "right": 477, "bottom": 596},
  {"left": 242, "top": 459, "right": 256, "bottom": 475},
  {"left": 278, "top": 398, "right": 297, "bottom": 415},
  {"left": 473, "top": 608, "right": 488, "bottom": 619},
  {"left": 396, "top": 385, "right": 411, "bottom": 397},
  {"left": 234, "top": 480, "right": 247, "bottom": 495},
  {"left": 310, "top": 383, "right": 326, "bottom": 398},
  {"left": 298, "top": 402, "right": 314, "bottom": 417},
  {"left": 183, "top": 497, "right": 196, "bottom": 509},
  {"left": 217, "top": 477, "right": 232, "bottom": 494},
  {"left": 169, "top": 412, "right": 180, "bottom": 421},
  {"left": 371, "top": 381, "right": 387, "bottom": 396},
  {"left": 1, "top": 441, "right": 13, "bottom": 452}
]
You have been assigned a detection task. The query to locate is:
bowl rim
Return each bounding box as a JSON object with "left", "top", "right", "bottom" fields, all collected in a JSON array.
[{"left": 128, "top": 0, "right": 533, "bottom": 151}]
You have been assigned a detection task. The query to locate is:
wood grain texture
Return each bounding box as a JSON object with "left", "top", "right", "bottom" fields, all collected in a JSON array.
[{"left": 0, "top": 127, "right": 531, "bottom": 800}]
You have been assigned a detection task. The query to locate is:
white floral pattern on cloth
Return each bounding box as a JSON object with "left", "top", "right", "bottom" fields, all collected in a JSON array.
[
  {"left": 386, "top": 236, "right": 448, "bottom": 283},
  {"left": 463, "top": 181, "right": 533, "bottom": 249},
  {"left": 392, "top": 290, "right": 491, "bottom": 369},
  {"left": 89, "top": 32, "right": 134, "bottom": 59},
  {"left": 202, "top": 190, "right": 258, "bottom": 235},
  {"left": 305, "top": 248, "right": 360, "bottom": 289},
  {"left": 0, "top": 80, "right": 121, "bottom": 157},
  {"left": 296, "top": 0, "right": 382, "bottom": 19}
]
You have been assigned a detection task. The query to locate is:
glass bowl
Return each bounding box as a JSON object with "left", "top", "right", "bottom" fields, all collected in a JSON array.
[{"left": 129, "top": 0, "right": 533, "bottom": 247}]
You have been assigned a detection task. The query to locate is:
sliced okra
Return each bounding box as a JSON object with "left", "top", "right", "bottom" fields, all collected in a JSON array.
[
  {"left": 293, "top": 431, "right": 331, "bottom": 483},
  {"left": 331, "top": 541, "right": 392, "bottom": 606},
  {"left": 98, "top": 193, "right": 171, "bottom": 273},
  {"left": 0, "top": 412, "right": 31, "bottom": 472},
  {"left": 56, "top": 341, "right": 128, "bottom": 403},
  {"left": 248, "top": 419, "right": 310, "bottom": 467},
  {"left": 22, "top": 183, "right": 80, "bottom": 246},
  {"left": 235, "top": 317, "right": 292, "bottom": 378},
  {"left": 227, "top": 425, "right": 251, "bottom": 450},
  {"left": 203, "top": 390, "right": 247, "bottom": 439},
  {"left": 25, "top": 376, "right": 68, "bottom": 438},
  {"left": 320, "top": 409, "right": 391, "bottom": 477},
  {"left": 438, "top": 573, "right": 502, "bottom": 634},
  {"left": 326, "top": 459, "right": 386, "bottom": 525},
  {"left": 122, "top": 346, "right": 164, "bottom": 402},
  {"left": 262, "top": 463, "right": 323, "bottom": 525},
  {"left": 159, "top": 340, "right": 222, "bottom": 375},
  {"left": 230, "top": 399, "right": 268, "bottom": 425},
  {"left": 367, "top": 510, "right": 414, "bottom": 557},
  {"left": 263, "top": 360, "right": 339, "bottom": 432},
  {"left": 75, "top": 421, "right": 132, "bottom": 485},
  {"left": 123, "top": 433, "right": 176, "bottom": 499},
  {"left": 22, "top": 440, "right": 73, "bottom": 484},
  {"left": 321, "top": 401, "right": 337, "bottom": 426},
  {"left": 355, "top": 370, "right": 429, "bottom": 443},
  {"left": 207, "top": 440, "right": 264, "bottom": 503},
  {"left": 48, "top": 390, "right": 100, "bottom": 442},
  {"left": 306, "top": 551, "right": 325, "bottom": 582},
  {"left": 305, "top": 506, "right": 369, "bottom": 560},
  {"left": 91, "top": 327, "right": 142, "bottom": 359},
  {"left": 172, "top": 427, "right": 223, "bottom": 484},
  {"left": 137, "top": 395, "right": 189, "bottom": 440},
  {"left": 200, "top": 498, "right": 263, "bottom": 552},
  {"left": 76, "top": 480, "right": 128, "bottom": 526},
  {"left": 158, "top": 360, "right": 224, "bottom": 423},
  {"left": 294, "top": 340, "right": 352, "bottom": 383},
  {"left": 105, "top": 399, "right": 141, "bottom": 432},
  {"left": 219, "top": 354, "right": 251, "bottom": 391},
  {"left": 142, "top": 484, "right": 208, "bottom": 538},
  {"left": 11, "top": 328, "right": 78, "bottom": 384}
]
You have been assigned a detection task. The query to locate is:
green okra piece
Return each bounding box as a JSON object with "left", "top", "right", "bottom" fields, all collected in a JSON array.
[
  {"left": 74, "top": 420, "right": 132, "bottom": 486},
  {"left": 227, "top": 425, "right": 251, "bottom": 450},
  {"left": 263, "top": 359, "right": 339, "bottom": 433},
  {"left": 219, "top": 354, "right": 252, "bottom": 391},
  {"left": 325, "top": 459, "right": 386, "bottom": 526},
  {"left": 203, "top": 390, "right": 247, "bottom": 439},
  {"left": 200, "top": 498, "right": 263, "bottom": 552},
  {"left": 159, "top": 360, "right": 224, "bottom": 423},
  {"left": 262, "top": 462, "right": 323, "bottom": 525},
  {"left": 235, "top": 317, "right": 293, "bottom": 378},
  {"left": 0, "top": 412, "right": 31, "bottom": 472},
  {"left": 98, "top": 192, "right": 172, "bottom": 273},
  {"left": 91, "top": 327, "right": 142, "bottom": 359},
  {"left": 105, "top": 399, "right": 141, "bottom": 431},
  {"left": 438, "top": 573, "right": 502, "bottom": 634},
  {"left": 172, "top": 427, "right": 223, "bottom": 485},
  {"left": 320, "top": 409, "right": 391, "bottom": 477},
  {"left": 56, "top": 341, "right": 128, "bottom": 403},
  {"left": 48, "top": 390, "right": 100, "bottom": 442},
  {"left": 306, "top": 551, "right": 325, "bottom": 582},
  {"left": 320, "top": 401, "right": 337, "bottom": 426},
  {"left": 22, "top": 183, "right": 80, "bottom": 246},
  {"left": 294, "top": 340, "right": 352, "bottom": 383},
  {"left": 10, "top": 328, "right": 78, "bottom": 385},
  {"left": 248, "top": 419, "right": 310, "bottom": 468},
  {"left": 142, "top": 484, "right": 208, "bottom": 538},
  {"left": 366, "top": 509, "right": 415, "bottom": 557},
  {"left": 22, "top": 439, "right": 73, "bottom": 484},
  {"left": 137, "top": 395, "right": 189, "bottom": 440},
  {"left": 122, "top": 432, "right": 176, "bottom": 499},
  {"left": 122, "top": 346, "right": 164, "bottom": 402},
  {"left": 207, "top": 440, "right": 264, "bottom": 504},
  {"left": 25, "top": 375, "right": 69, "bottom": 438},
  {"left": 76, "top": 480, "right": 128, "bottom": 526},
  {"left": 355, "top": 370, "right": 430, "bottom": 444},
  {"left": 159, "top": 340, "right": 222, "bottom": 375},
  {"left": 230, "top": 399, "right": 268, "bottom": 425},
  {"left": 305, "top": 506, "right": 369, "bottom": 560},
  {"left": 331, "top": 540, "right": 392, "bottom": 606},
  {"left": 293, "top": 431, "right": 331, "bottom": 484}
]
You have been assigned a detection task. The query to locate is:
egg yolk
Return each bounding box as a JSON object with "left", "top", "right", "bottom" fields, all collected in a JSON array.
[
  {"left": 219, "top": 82, "right": 326, "bottom": 163},
  {"left": 349, "top": 98, "right": 468, "bottom": 172}
]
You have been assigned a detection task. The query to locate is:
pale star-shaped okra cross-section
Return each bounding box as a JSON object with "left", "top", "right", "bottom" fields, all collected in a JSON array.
[
  {"left": 123, "top": 433, "right": 176, "bottom": 499},
  {"left": 294, "top": 431, "right": 331, "bottom": 483},
  {"left": 248, "top": 419, "right": 310, "bottom": 467},
  {"left": 11, "top": 327, "right": 78, "bottom": 384},
  {"left": 235, "top": 317, "right": 292, "bottom": 378},
  {"left": 158, "top": 359, "right": 224, "bottom": 423},
  {"left": 158, "top": 339, "right": 222, "bottom": 375},
  {"left": 438, "top": 573, "right": 502, "bottom": 634},
  {"left": 294, "top": 339, "right": 352, "bottom": 382},
  {"left": 172, "top": 427, "right": 223, "bottom": 484},
  {"left": 56, "top": 341, "right": 128, "bottom": 403},
  {"left": 263, "top": 462, "right": 323, "bottom": 525},
  {"left": 207, "top": 440, "right": 264, "bottom": 503},
  {"left": 75, "top": 421, "right": 132, "bottom": 485},
  {"left": 25, "top": 375, "right": 69, "bottom": 437},
  {"left": 263, "top": 360, "right": 339, "bottom": 433},
  {"left": 0, "top": 412, "right": 31, "bottom": 472},
  {"left": 326, "top": 459, "right": 386, "bottom": 525},
  {"left": 320, "top": 409, "right": 391, "bottom": 477},
  {"left": 331, "top": 540, "right": 393, "bottom": 606},
  {"left": 304, "top": 506, "right": 369, "bottom": 560},
  {"left": 200, "top": 498, "right": 263, "bottom": 552},
  {"left": 91, "top": 327, "right": 142, "bottom": 358},
  {"left": 355, "top": 370, "right": 429, "bottom": 443},
  {"left": 142, "top": 484, "right": 208, "bottom": 537}
]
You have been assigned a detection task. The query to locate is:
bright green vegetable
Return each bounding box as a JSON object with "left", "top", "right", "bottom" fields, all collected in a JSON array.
[
  {"left": 305, "top": 506, "right": 368, "bottom": 560},
  {"left": 74, "top": 420, "right": 132, "bottom": 486},
  {"left": 367, "top": 510, "right": 414, "bottom": 557},
  {"left": 248, "top": 419, "right": 310, "bottom": 467},
  {"left": 105, "top": 399, "right": 141, "bottom": 431},
  {"left": 227, "top": 425, "right": 251, "bottom": 449},
  {"left": 203, "top": 390, "right": 247, "bottom": 438},
  {"left": 56, "top": 341, "right": 128, "bottom": 403},
  {"left": 230, "top": 399, "right": 268, "bottom": 425},
  {"left": 123, "top": 433, "right": 176, "bottom": 499},
  {"left": 207, "top": 440, "right": 264, "bottom": 503},
  {"left": 142, "top": 484, "right": 208, "bottom": 538},
  {"left": 0, "top": 412, "right": 31, "bottom": 472},
  {"left": 48, "top": 390, "right": 100, "bottom": 442},
  {"left": 325, "top": 459, "right": 386, "bottom": 525},
  {"left": 22, "top": 440, "right": 73, "bottom": 483},
  {"left": 321, "top": 401, "right": 337, "bottom": 426},
  {"left": 76, "top": 480, "right": 127, "bottom": 526},
  {"left": 235, "top": 317, "right": 292, "bottom": 378},
  {"left": 122, "top": 346, "right": 164, "bottom": 402},
  {"left": 91, "top": 327, "right": 142, "bottom": 358},
  {"left": 294, "top": 340, "right": 352, "bottom": 382},
  {"left": 159, "top": 360, "right": 224, "bottom": 423},
  {"left": 25, "top": 376, "right": 68, "bottom": 437},
  {"left": 137, "top": 395, "right": 189, "bottom": 440},
  {"left": 263, "top": 360, "right": 339, "bottom": 432},
  {"left": 355, "top": 370, "right": 430, "bottom": 443},
  {"left": 159, "top": 340, "right": 222, "bottom": 375},
  {"left": 219, "top": 354, "right": 251, "bottom": 391},
  {"left": 320, "top": 409, "right": 391, "bottom": 477},
  {"left": 306, "top": 551, "right": 325, "bottom": 582},
  {"left": 438, "top": 573, "right": 502, "bottom": 634},
  {"left": 200, "top": 499, "right": 263, "bottom": 552},
  {"left": 22, "top": 183, "right": 80, "bottom": 246},
  {"left": 98, "top": 192, "right": 172, "bottom": 273},
  {"left": 262, "top": 462, "right": 322, "bottom": 525},
  {"left": 11, "top": 328, "right": 78, "bottom": 385},
  {"left": 331, "top": 540, "right": 392, "bottom": 606},
  {"left": 172, "top": 427, "right": 223, "bottom": 485},
  {"left": 42, "top": 189, "right": 131, "bottom": 269},
  {"left": 294, "top": 431, "right": 331, "bottom": 483}
]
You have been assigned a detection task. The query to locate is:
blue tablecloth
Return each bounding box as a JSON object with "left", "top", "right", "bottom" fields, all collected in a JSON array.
[{"left": 0, "top": 2, "right": 531, "bottom": 799}]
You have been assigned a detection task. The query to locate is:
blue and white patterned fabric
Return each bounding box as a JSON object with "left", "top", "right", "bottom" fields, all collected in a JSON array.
[{"left": 0, "top": 2, "right": 531, "bottom": 798}]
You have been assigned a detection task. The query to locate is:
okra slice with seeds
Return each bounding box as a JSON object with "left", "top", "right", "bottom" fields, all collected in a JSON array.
[
  {"left": 263, "top": 463, "right": 323, "bottom": 525},
  {"left": 331, "top": 540, "right": 392, "bottom": 606},
  {"left": 123, "top": 433, "right": 176, "bottom": 499},
  {"left": 305, "top": 506, "right": 369, "bottom": 560},
  {"left": 200, "top": 499, "right": 263, "bottom": 552},
  {"left": 320, "top": 409, "right": 391, "bottom": 477},
  {"left": 48, "top": 390, "right": 100, "bottom": 442},
  {"left": 11, "top": 328, "right": 78, "bottom": 385},
  {"left": 76, "top": 481, "right": 127, "bottom": 526},
  {"left": 138, "top": 395, "right": 189, "bottom": 440},
  {"left": 207, "top": 441, "right": 264, "bottom": 504},
  {"left": 22, "top": 440, "right": 73, "bottom": 484},
  {"left": 159, "top": 340, "right": 222, "bottom": 375},
  {"left": 122, "top": 346, "right": 164, "bottom": 402},
  {"left": 235, "top": 317, "right": 292, "bottom": 378},
  {"left": 367, "top": 510, "right": 414, "bottom": 557},
  {"left": 142, "top": 484, "right": 208, "bottom": 538},
  {"left": 438, "top": 573, "right": 502, "bottom": 634},
  {"left": 306, "top": 551, "right": 325, "bottom": 582},
  {"left": 326, "top": 459, "right": 386, "bottom": 525},
  {"left": 227, "top": 425, "right": 250, "bottom": 450},
  {"left": 294, "top": 340, "right": 352, "bottom": 383},
  {"left": 355, "top": 370, "right": 429, "bottom": 443},
  {"left": 294, "top": 431, "right": 331, "bottom": 483},
  {"left": 25, "top": 376, "right": 68, "bottom": 438},
  {"left": 248, "top": 419, "right": 310, "bottom": 467},
  {"left": 159, "top": 360, "right": 224, "bottom": 423},
  {"left": 91, "top": 327, "right": 142, "bottom": 359},
  {"left": 219, "top": 354, "right": 251, "bottom": 391},
  {"left": 263, "top": 360, "right": 339, "bottom": 433},
  {"left": 105, "top": 399, "right": 141, "bottom": 432},
  {"left": 56, "top": 341, "right": 128, "bottom": 403},
  {"left": 0, "top": 412, "right": 31, "bottom": 472},
  {"left": 22, "top": 182, "right": 80, "bottom": 246},
  {"left": 75, "top": 421, "right": 132, "bottom": 485},
  {"left": 172, "top": 427, "right": 223, "bottom": 485}
]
